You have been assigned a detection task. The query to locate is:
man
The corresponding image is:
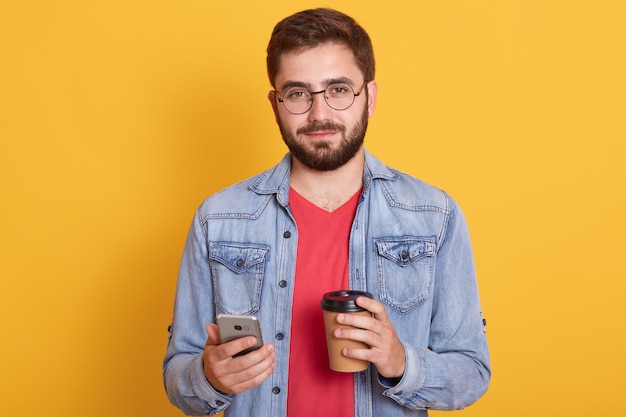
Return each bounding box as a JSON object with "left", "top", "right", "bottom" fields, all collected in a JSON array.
[{"left": 164, "top": 8, "right": 490, "bottom": 416}]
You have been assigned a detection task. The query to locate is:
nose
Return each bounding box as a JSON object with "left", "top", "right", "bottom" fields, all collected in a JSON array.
[{"left": 307, "top": 90, "right": 331, "bottom": 122}]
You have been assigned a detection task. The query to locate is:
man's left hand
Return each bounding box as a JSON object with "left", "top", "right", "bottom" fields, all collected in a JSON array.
[{"left": 334, "top": 296, "right": 406, "bottom": 379}]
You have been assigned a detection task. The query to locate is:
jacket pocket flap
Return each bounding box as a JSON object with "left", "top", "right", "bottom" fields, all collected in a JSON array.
[
  {"left": 209, "top": 242, "right": 270, "bottom": 273},
  {"left": 375, "top": 237, "right": 435, "bottom": 267}
]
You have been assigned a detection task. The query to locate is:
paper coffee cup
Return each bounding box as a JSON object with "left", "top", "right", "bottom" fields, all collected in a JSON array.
[{"left": 320, "top": 290, "right": 373, "bottom": 372}]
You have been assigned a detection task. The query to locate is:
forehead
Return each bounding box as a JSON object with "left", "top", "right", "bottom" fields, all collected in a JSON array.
[{"left": 275, "top": 42, "right": 363, "bottom": 89}]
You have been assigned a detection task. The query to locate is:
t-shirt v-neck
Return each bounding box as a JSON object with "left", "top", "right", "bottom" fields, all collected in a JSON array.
[
  {"left": 289, "top": 187, "right": 362, "bottom": 219},
  {"left": 285, "top": 186, "right": 362, "bottom": 417}
]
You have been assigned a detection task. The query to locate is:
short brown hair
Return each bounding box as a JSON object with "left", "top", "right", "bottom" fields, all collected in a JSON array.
[{"left": 266, "top": 8, "right": 375, "bottom": 88}]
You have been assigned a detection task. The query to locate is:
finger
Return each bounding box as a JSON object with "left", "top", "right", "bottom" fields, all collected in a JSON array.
[
  {"left": 205, "top": 323, "right": 221, "bottom": 346},
  {"left": 212, "top": 344, "right": 276, "bottom": 394},
  {"left": 225, "top": 348, "right": 277, "bottom": 394},
  {"left": 356, "top": 296, "right": 389, "bottom": 321},
  {"left": 334, "top": 325, "right": 378, "bottom": 347},
  {"left": 342, "top": 345, "right": 372, "bottom": 362},
  {"left": 229, "top": 343, "right": 276, "bottom": 373},
  {"left": 337, "top": 312, "right": 374, "bottom": 331},
  {"left": 222, "top": 336, "right": 261, "bottom": 359}
]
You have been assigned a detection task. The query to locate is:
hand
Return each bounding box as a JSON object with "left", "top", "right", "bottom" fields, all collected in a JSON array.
[
  {"left": 334, "top": 297, "right": 406, "bottom": 379},
  {"left": 203, "top": 323, "right": 276, "bottom": 394}
]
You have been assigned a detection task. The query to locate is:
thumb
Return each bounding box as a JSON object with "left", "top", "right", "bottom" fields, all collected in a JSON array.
[{"left": 205, "top": 323, "right": 221, "bottom": 347}]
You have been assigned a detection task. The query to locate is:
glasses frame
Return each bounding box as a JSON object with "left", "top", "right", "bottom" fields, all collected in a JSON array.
[{"left": 275, "top": 81, "right": 368, "bottom": 115}]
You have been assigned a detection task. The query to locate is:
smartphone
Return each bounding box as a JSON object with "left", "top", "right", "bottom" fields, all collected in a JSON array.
[{"left": 216, "top": 314, "right": 264, "bottom": 357}]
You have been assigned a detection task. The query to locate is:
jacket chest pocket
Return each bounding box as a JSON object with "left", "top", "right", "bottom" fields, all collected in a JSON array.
[
  {"left": 208, "top": 242, "right": 269, "bottom": 315},
  {"left": 375, "top": 236, "right": 436, "bottom": 313}
]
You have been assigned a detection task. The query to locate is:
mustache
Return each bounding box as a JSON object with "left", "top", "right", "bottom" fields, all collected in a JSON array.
[{"left": 297, "top": 122, "right": 345, "bottom": 135}]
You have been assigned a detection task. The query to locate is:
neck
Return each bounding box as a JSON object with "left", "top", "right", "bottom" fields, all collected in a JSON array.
[{"left": 290, "top": 148, "right": 364, "bottom": 212}]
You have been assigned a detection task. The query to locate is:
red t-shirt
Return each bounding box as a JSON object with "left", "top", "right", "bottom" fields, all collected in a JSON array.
[{"left": 286, "top": 187, "right": 361, "bottom": 417}]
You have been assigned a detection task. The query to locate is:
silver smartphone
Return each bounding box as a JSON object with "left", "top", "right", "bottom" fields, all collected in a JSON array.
[{"left": 216, "top": 314, "right": 264, "bottom": 357}]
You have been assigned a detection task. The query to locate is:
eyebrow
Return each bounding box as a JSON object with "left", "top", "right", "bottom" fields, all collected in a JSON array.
[{"left": 279, "top": 77, "right": 356, "bottom": 92}]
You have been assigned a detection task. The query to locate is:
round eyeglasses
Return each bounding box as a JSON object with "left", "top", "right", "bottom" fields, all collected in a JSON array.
[{"left": 276, "top": 81, "right": 368, "bottom": 115}]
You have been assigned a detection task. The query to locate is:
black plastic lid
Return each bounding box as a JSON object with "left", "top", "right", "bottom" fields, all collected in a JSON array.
[{"left": 320, "top": 290, "right": 373, "bottom": 312}]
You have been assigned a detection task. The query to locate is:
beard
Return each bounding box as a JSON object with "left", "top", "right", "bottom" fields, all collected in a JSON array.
[{"left": 277, "top": 106, "right": 369, "bottom": 171}]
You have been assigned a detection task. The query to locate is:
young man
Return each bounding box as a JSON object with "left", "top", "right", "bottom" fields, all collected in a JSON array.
[{"left": 163, "top": 8, "right": 490, "bottom": 416}]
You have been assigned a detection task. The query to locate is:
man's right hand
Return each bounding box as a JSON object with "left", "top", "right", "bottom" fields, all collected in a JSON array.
[{"left": 203, "top": 323, "right": 276, "bottom": 394}]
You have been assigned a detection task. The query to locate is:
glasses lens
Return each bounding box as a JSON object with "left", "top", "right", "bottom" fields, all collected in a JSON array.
[
  {"left": 281, "top": 87, "right": 311, "bottom": 114},
  {"left": 325, "top": 83, "right": 356, "bottom": 111},
  {"left": 279, "top": 83, "right": 359, "bottom": 114}
]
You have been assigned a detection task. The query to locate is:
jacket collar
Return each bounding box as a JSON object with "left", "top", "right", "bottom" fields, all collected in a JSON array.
[{"left": 249, "top": 148, "right": 397, "bottom": 206}]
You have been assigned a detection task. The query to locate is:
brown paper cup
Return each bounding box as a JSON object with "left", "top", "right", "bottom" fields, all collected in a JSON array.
[
  {"left": 320, "top": 290, "right": 373, "bottom": 372},
  {"left": 322, "top": 310, "right": 370, "bottom": 372}
]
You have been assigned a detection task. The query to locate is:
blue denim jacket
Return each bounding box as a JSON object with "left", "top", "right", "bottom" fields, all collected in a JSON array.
[{"left": 163, "top": 149, "right": 490, "bottom": 416}]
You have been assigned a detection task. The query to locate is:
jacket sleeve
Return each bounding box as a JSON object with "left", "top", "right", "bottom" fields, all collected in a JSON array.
[
  {"left": 162, "top": 210, "right": 233, "bottom": 415},
  {"left": 381, "top": 196, "right": 491, "bottom": 410}
]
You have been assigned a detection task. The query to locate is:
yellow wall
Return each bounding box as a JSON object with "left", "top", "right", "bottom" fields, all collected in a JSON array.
[{"left": 1, "top": 1, "right": 624, "bottom": 416}]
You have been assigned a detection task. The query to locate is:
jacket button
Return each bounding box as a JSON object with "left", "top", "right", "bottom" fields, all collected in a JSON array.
[
  {"left": 283, "top": 231, "right": 291, "bottom": 238},
  {"left": 401, "top": 250, "right": 409, "bottom": 260},
  {"left": 236, "top": 259, "right": 244, "bottom": 267},
  {"left": 275, "top": 333, "right": 284, "bottom": 340},
  {"left": 279, "top": 280, "right": 287, "bottom": 288},
  {"left": 215, "top": 400, "right": 224, "bottom": 406},
  {"left": 272, "top": 387, "right": 281, "bottom": 394}
]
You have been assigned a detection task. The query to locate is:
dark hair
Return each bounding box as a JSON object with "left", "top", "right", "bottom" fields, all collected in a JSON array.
[{"left": 266, "top": 8, "right": 375, "bottom": 88}]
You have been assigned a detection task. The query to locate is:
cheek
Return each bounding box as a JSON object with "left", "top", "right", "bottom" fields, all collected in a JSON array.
[{"left": 276, "top": 113, "right": 302, "bottom": 134}]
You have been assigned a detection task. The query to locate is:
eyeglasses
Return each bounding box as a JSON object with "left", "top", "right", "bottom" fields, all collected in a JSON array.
[{"left": 276, "top": 81, "right": 368, "bottom": 114}]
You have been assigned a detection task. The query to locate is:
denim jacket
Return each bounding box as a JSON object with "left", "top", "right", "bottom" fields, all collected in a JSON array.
[{"left": 163, "top": 149, "right": 491, "bottom": 416}]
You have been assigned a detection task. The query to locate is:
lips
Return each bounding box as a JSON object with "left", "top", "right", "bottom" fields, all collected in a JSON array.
[
  {"left": 297, "top": 122, "right": 344, "bottom": 136},
  {"left": 305, "top": 130, "right": 337, "bottom": 138}
]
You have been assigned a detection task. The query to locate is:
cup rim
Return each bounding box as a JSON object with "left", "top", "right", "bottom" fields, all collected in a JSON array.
[{"left": 320, "top": 290, "right": 373, "bottom": 312}]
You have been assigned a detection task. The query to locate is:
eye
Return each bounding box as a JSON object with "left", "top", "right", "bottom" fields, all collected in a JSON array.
[
  {"left": 327, "top": 84, "right": 352, "bottom": 97},
  {"left": 284, "top": 88, "right": 310, "bottom": 101}
]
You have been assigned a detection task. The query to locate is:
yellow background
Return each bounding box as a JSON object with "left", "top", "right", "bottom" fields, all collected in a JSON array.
[{"left": 1, "top": 1, "right": 625, "bottom": 416}]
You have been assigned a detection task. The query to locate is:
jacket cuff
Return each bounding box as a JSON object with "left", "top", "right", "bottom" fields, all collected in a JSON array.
[
  {"left": 379, "top": 345, "right": 427, "bottom": 407},
  {"left": 191, "top": 354, "right": 233, "bottom": 413}
]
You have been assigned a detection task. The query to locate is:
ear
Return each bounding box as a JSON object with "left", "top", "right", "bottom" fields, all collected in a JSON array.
[
  {"left": 366, "top": 80, "right": 378, "bottom": 118},
  {"left": 268, "top": 90, "right": 279, "bottom": 119}
]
